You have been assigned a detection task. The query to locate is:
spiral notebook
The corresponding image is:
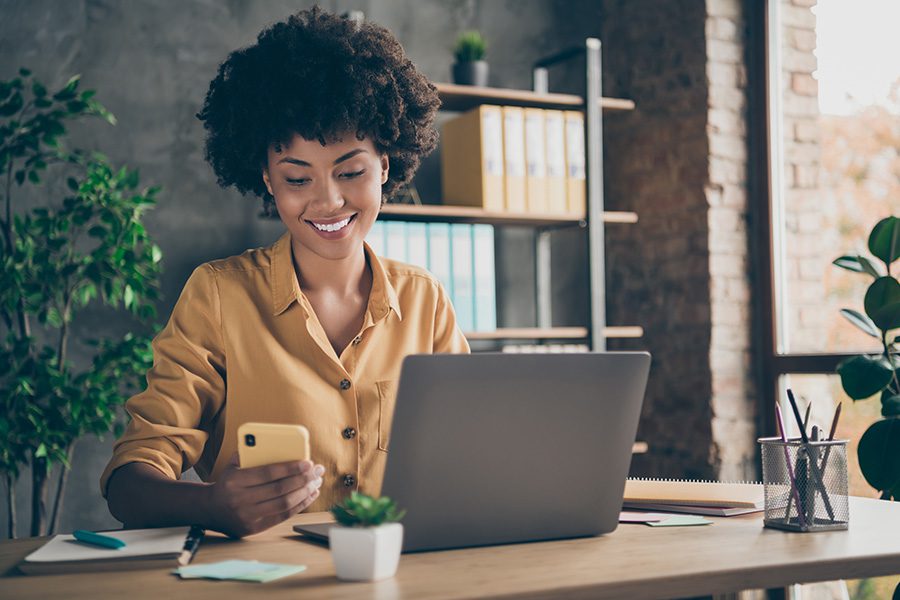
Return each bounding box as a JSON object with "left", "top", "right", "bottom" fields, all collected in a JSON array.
[
  {"left": 20, "top": 526, "right": 191, "bottom": 575},
  {"left": 623, "top": 478, "right": 764, "bottom": 515}
]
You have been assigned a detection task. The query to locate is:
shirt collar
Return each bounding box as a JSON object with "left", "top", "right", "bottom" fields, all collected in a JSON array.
[{"left": 271, "top": 231, "right": 402, "bottom": 321}]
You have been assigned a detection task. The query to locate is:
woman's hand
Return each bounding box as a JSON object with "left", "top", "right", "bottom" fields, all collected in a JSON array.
[{"left": 204, "top": 455, "right": 325, "bottom": 538}]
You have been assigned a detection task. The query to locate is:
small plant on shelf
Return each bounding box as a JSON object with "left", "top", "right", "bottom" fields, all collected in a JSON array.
[{"left": 451, "top": 31, "right": 489, "bottom": 87}]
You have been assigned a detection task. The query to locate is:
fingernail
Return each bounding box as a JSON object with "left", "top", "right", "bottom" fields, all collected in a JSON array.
[
  {"left": 300, "top": 461, "right": 311, "bottom": 473},
  {"left": 314, "top": 465, "right": 325, "bottom": 477}
]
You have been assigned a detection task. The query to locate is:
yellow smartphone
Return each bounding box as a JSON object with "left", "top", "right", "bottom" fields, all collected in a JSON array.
[{"left": 237, "top": 422, "right": 311, "bottom": 469}]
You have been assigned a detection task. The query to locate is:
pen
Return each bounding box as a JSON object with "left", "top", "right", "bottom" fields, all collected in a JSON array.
[
  {"left": 178, "top": 525, "right": 205, "bottom": 566},
  {"left": 787, "top": 390, "right": 835, "bottom": 522},
  {"left": 73, "top": 530, "right": 126, "bottom": 549},
  {"left": 774, "top": 402, "right": 806, "bottom": 527}
]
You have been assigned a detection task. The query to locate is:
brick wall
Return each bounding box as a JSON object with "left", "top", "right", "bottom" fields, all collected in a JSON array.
[
  {"left": 600, "top": 0, "right": 763, "bottom": 480},
  {"left": 780, "top": 0, "right": 827, "bottom": 354}
]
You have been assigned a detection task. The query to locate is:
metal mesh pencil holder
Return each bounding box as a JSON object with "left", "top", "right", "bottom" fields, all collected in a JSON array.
[{"left": 759, "top": 437, "right": 849, "bottom": 532}]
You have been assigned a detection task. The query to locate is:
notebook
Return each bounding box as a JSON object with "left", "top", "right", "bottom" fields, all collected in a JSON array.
[
  {"left": 20, "top": 526, "right": 191, "bottom": 575},
  {"left": 623, "top": 478, "right": 764, "bottom": 510}
]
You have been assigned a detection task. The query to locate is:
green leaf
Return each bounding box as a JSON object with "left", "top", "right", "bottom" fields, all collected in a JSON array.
[
  {"left": 35, "top": 443, "right": 48, "bottom": 458},
  {"left": 151, "top": 245, "right": 162, "bottom": 264},
  {"left": 864, "top": 277, "right": 900, "bottom": 331},
  {"left": 857, "top": 418, "right": 900, "bottom": 493},
  {"left": 868, "top": 216, "right": 900, "bottom": 267},
  {"left": 123, "top": 285, "right": 134, "bottom": 309},
  {"left": 0, "top": 91, "right": 23, "bottom": 116},
  {"left": 14, "top": 170, "right": 25, "bottom": 185},
  {"left": 833, "top": 255, "right": 865, "bottom": 273},
  {"left": 32, "top": 81, "right": 47, "bottom": 98},
  {"left": 19, "top": 68, "right": 32, "bottom": 77},
  {"left": 837, "top": 354, "right": 894, "bottom": 399},
  {"left": 882, "top": 392, "right": 900, "bottom": 418},
  {"left": 67, "top": 177, "right": 79, "bottom": 191},
  {"left": 839, "top": 308, "right": 880, "bottom": 338}
]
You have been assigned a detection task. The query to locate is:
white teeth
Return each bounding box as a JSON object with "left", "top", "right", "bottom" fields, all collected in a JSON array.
[{"left": 312, "top": 216, "right": 351, "bottom": 232}]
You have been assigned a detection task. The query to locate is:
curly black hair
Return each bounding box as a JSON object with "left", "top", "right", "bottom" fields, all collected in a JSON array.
[{"left": 197, "top": 6, "right": 441, "bottom": 208}]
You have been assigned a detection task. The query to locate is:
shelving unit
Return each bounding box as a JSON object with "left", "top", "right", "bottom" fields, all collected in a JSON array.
[{"left": 431, "top": 38, "right": 640, "bottom": 349}]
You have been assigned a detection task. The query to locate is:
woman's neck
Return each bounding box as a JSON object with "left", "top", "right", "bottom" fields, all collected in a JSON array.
[{"left": 290, "top": 237, "right": 369, "bottom": 297}]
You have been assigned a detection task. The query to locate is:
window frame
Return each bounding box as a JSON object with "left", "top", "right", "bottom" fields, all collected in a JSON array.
[{"left": 747, "top": 0, "right": 858, "bottom": 439}]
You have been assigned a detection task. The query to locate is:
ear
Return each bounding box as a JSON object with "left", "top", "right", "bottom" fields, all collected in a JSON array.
[
  {"left": 380, "top": 154, "right": 390, "bottom": 185},
  {"left": 262, "top": 167, "right": 274, "bottom": 197}
]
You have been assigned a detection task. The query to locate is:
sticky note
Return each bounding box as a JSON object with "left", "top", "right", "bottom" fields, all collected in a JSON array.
[
  {"left": 646, "top": 515, "right": 713, "bottom": 527},
  {"left": 175, "top": 559, "right": 305, "bottom": 582}
]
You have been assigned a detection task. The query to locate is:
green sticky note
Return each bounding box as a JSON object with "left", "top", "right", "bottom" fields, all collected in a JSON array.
[
  {"left": 177, "top": 559, "right": 278, "bottom": 579},
  {"left": 233, "top": 564, "right": 307, "bottom": 582},
  {"left": 646, "top": 515, "right": 713, "bottom": 527},
  {"left": 175, "top": 560, "right": 306, "bottom": 583}
]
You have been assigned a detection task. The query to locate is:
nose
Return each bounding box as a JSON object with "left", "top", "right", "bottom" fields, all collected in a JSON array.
[{"left": 312, "top": 176, "right": 345, "bottom": 212}]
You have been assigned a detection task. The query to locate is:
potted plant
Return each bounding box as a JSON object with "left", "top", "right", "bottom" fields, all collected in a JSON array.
[
  {"left": 833, "top": 215, "right": 900, "bottom": 500},
  {"left": 329, "top": 491, "right": 406, "bottom": 581},
  {"left": 451, "top": 31, "right": 489, "bottom": 87},
  {"left": 0, "top": 68, "right": 161, "bottom": 537}
]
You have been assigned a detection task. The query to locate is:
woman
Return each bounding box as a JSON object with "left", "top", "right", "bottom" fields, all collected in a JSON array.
[{"left": 103, "top": 7, "right": 469, "bottom": 538}]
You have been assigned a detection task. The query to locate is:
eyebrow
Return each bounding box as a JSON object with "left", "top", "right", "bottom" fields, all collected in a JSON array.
[{"left": 276, "top": 148, "right": 368, "bottom": 167}]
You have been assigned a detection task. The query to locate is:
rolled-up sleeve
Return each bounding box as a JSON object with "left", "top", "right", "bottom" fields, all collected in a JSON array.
[
  {"left": 100, "top": 264, "right": 226, "bottom": 497},
  {"left": 432, "top": 283, "right": 470, "bottom": 354}
]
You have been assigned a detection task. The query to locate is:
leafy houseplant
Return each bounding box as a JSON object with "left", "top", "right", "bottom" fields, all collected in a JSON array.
[
  {"left": 451, "top": 31, "right": 489, "bottom": 87},
  {"left": 0, "top": 69, "right": 162, "bottom": 537},
  {"left": 833, "top": 215, "right": 900, "bottom": 500},
  {"left": 329, "top": 492, "right": 405, "bottom": 581}
]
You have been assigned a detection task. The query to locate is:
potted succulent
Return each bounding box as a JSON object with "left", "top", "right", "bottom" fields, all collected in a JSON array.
[
  {"left": 451, "top": 31, "right": 489, "bottom": 87},
  {"left": 329, "top": 492, "right": 406, "bottom": 581},
  {"left": 833, "top": 215, "right": 900, "bottom": 500}
]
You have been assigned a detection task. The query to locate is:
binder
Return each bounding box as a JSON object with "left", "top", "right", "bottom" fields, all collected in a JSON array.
[
  {"left": 472, "top": 224, "right": 497, "bottom": 332},
  {"left": 501, "top": 106, "right": 527, "bottom": 213},
  {"left": 384, "top": 221, "right": 407, "bottom": 262},
  {"left": 450, "top": 224, "right": 475, "bottom": 333},
  {"left": 564, "top": 111, "right": 587, "bottom": 217},
  {"left": 440, "top": 105, "right": 504, "bottom": 210},
  {"left": 405, "top": 222, "right": 429, "bottom": 270},
  {"left": 426, "top": 222, "right": 453, "bottom": 297},
  {"left": 544, "top": 110, "right": 568, "bottom": 214},
  {"left": 523, "top": 108, "right": 549, "bottom": 214},
  {"left": 366, "top": 220, "right": 386, "bottom": 257}
]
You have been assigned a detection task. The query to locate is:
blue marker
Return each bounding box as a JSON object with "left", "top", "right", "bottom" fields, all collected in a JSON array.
[{"left": 73, "top": 530, "right": 126, "bottom": 549}]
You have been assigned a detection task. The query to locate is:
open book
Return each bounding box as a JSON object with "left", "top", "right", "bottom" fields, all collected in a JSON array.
[
  {"left": 623, "top": 478, "right": 764, "bottom": 516},
  {"left": 20, "top": 526, "right": 191, "bottom": 575}
]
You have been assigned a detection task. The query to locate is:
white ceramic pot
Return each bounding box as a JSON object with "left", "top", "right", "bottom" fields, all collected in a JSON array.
[{"left": 329, "top": 522, "right": 404, "bottom": 582}]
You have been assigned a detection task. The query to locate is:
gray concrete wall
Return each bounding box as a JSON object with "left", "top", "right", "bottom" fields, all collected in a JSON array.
[{"left": 0, "top": 0, "right": 602, "bottom": 536}]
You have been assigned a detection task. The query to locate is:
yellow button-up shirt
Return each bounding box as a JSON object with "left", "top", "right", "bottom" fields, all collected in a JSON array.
[{"left": 100, "top": 231, "right": 470, "bottom": 512}]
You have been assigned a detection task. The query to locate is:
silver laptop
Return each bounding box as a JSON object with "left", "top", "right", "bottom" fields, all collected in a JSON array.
[{"left": 295, "top": 352, "right": 651, "bottom": 552}]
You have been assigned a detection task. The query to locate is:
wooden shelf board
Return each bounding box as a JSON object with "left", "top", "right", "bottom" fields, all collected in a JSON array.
[
  {"left": 379, "top": 204, "right": 637, "bottom": 226},
  {"left": 463, "top": 326, "right": 643, "bottom": 341},
  {"left": 435, "top": 82, "right": 635, "bottom": 112}
]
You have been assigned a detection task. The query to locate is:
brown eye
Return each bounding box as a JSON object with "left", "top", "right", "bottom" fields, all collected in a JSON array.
[{"left": 339, "top": 170, "right": 365, "bottom": 179}]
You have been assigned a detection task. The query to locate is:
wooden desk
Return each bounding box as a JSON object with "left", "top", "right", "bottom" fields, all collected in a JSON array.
[{"left": 2, "top": 497, "right": 899, "bottom": 599}]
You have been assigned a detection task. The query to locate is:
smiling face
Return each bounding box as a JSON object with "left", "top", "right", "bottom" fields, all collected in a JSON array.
[{"left": 262, "top": 133, "right": 389, "bottom": 262}]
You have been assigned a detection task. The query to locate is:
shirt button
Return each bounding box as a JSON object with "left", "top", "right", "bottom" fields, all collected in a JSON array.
[
  {"left": 342, "top": 427, "right": 357, "bottom": 440},
  {"left": 339, "top": 378, "right": 351, "bottom": 390},
  {"left": 352, "top": 336, "right": 362, "bottom": 346},
  {"left": 342, "top": 474, "right": 356, "bottom": 487}
]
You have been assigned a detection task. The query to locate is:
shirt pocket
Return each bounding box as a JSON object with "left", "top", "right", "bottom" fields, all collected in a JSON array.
[{"left": 376, "top": 379, "right": 398, "bottom": 452}]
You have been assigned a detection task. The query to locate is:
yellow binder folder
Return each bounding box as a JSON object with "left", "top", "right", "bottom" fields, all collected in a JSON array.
[
  {"left": 501, "top": 106, "right": 527, "bottom": 213},
  {"left": 440, "top": 105, "right": 505, "bottom": 211},
  {"left": 544, "top": 109, "right": 568, "bottom": 214},
  {"left": 564, "top": 110, "right": 587, "bottom": 217},
  {"left": 523, "top": 108, "right": 549, "bottom": 214}
]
